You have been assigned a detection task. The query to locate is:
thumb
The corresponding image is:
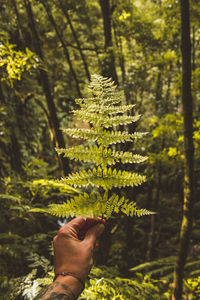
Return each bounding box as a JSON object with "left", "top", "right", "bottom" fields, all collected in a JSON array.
[{"left": 83, "top": 223, "right": 105, "bottom": 246}]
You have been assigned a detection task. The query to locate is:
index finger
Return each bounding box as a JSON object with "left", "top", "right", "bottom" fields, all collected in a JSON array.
[
  {"left": 58, "top": 216, "right": 86, "bottom": 235},
  {"left": 78, "top": 217, "right": 106, "bottom": 240}
]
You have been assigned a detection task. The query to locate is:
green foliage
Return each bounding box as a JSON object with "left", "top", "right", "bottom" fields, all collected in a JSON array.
[
  {"left": 129, "top": 257, "right": 200, "bottom": 299},
  {"left": 2, "top": 264, "right": 169, "bottom": 300},
  {"left": 30, "top": 179, "right": 79, "bottom": 195},
  {"left": 0, "top": 153, "right": 84, "bottom": 299},
  {"left": 0, "top": 35, "right": 40, "bottom": 85},
  {"left": 79, "top": 266, "right": 168, "bottom": 300},
  {"left": 59, "top": 167, "right": 146, "bottom": 189},
  {"left": 184, "top": 276, "right": 200, "bottom": 299},
  {"left": 0, "top": 1, "right": 200, "bottom": 298},
  {"left": 37, "top": 191, "right": 152, "bottom": 219},
  {"left": 57, "top": 145, "right": 147, "bottom": 166},
  {"left": 130, "top": 255, "right": 200, "bottom": 280},
  {"left": 42, "top": 75, "right": 152, "bottom": 219},
  {"left": 1, "top": 253, "right": 54, "bottom": 300},
  {"left": 0, "top": 174, "right": 57, "bottom": 300},
  {"left": 61, "top": 129, "right": 147, "bottom": 147}
]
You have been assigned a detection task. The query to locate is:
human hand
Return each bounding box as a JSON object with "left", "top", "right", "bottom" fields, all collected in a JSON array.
[{"left": 53, "top": 217, "right": 105, "bottom": 283}]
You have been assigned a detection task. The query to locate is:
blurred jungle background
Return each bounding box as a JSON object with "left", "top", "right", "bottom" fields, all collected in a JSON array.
[{"left": 0, "top": 0, "right": 200, "bottom": 299}]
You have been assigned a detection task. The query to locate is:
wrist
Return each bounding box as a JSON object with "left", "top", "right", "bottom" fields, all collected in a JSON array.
[
  {"left": 54, "top": 274, "right": 85, "bottom": 298},
  {"left": 54, "top": 271, "right": 85, "bottom": 289}
]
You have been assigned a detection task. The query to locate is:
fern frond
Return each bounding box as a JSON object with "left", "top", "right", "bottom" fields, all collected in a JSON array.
[
  {"left": 73, "top": 104, "right": 135, "bottom": 116},
  {"left": 50, "top": 75, "right": 149, "bottom": 219},
  {"left": 59, "top": 167, "right": 146, "bottom": 189},
  {"left": 72, "top": 111, "right": 141, "bottom": 127},
  {"left": 33, "top": 193, "right": 105, "bottom": 218},
  {"left": 62, "top": 128, "right": 99, "bottom": 141},
  {"left": 31, "top": 179, "right": 79, "bottom": 194},
  {"left": 115, "top": 152, "right": 148, "bottom": 164},
  {"left": 120, "top": 200, "right": 155, "bottom": 217},
  {"left": 99, "top": 131, "right": 148, "bottom": 147},
  {"left": 75, "top": 94, "right": 121, "bottom": 106},
  {"left": 57, "top": 145, "right": 147, "bottom": 167},
  {"left": 34, "top": 191, "right": 153, "bottom": 219},
  {"left": 80, "top": 266, "right": 166, "bottom": 300},
  {"left": 130, "top": 255, "right": 200, "bottom": 281},
  {"left": 62, "top": 128, "right": 148, "bottom": 147},
  {"left": 0, "top": 193, "right": 22, "bottom": 203},
  {"left": 130, "top": 256, "right": 175, "bottom": 273},
  {"left": 88, "top": 76, "right": 115, "bottom": 95}
]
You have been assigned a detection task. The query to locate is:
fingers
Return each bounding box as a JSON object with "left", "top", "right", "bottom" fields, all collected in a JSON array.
[
  {"left": 83, "top": 223, "right": 105, "bottom": 246},
  {"left": 80, "top": 217, "right": 102, "bottom": 232},
  {"left": 78, "top": 217, "right": 105, "bottom": 240},
  {"left": 58, "top": 216, "right": 86, "bottom": 235},
  {"left": 68, "top": 216, "right": 87, "bottom": 229},
  {"left": 58, "top": 216, "right": 106, "bottom": 240}
]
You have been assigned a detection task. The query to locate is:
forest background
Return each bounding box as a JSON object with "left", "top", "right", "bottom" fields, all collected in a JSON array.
[{"left": 0, "top": 0, "right": 200, "bottom": 299}]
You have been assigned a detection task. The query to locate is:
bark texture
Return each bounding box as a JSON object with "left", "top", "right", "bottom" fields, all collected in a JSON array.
[
  {"left": 172, "top": 0, "right": 194, "bottom": 299},
  {"left": 40, "top": 0, "right": 82, "bottom": 97},
  {"left": 58, "top": 0, "right": 91, "bottom": 81},
  {"left": 99, "top": 0, "right": 118, "bottom": 84},
  {"left": 23, "top": 0, "right": 71, "bottom": 175}
]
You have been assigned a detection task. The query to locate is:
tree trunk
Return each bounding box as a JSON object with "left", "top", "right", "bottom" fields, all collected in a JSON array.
[
  {"left": 172, "top": 1, "right": 194, "bottom": 299},
  {"left": 23, "top": 0, "right": 70, "bottom": 176},
  {"left": 0, "top": 82, "right": 5, "bottom": 104},
  {"left": 12, "top": 0, "right": 25, "bottom": 46},
  {"left": 164, "top": 64, "right": 172, "bottom": 113},
  {"left": 155, "top": 65, "right": 163, "bottom": 112},
  {"left": 40, "top": 0, "right": 82, "bottom": 97},
  {"left": 58, "top": 0, "right": 91, "bottom": 81},
  {"left": 191, "top": 26, "right": 195, "bottom": 71},
  {"left": 146, "top": 157, "right": 162, "bottom": 261},
  {"left": 99, "top": 0, "right": 118, "bottom": 84}
]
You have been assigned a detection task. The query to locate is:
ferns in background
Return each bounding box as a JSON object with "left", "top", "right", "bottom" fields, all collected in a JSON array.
[
  {"left": 130, "top": 255, "right": 200, "bottom": 280},
  {"left": 79, "top": 266, "right": 168, "bottom": 300},
  {"left": 41, "top": 75, "right": 153, "bottom": 219}
]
